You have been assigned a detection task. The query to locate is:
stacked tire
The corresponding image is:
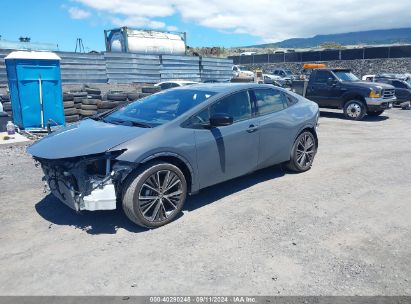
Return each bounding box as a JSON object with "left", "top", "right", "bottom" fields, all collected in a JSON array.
[
  {"left": 63, "top": 93, "right": 79, "bottom": 123},
  {"left": 125, "top": 86, "right": 160, "bottom": 103},
  {"left": 142, "top": 86, "right": 161, "bottom": 95},
  {"left": 1, "top": 94, "right": 12, "bottom": 117},
  {"left": 96, "top": 91, "right": 127, "bottom": 114},
  {"left": 80, "top": 87, "right": 102, "bottom": 118}
]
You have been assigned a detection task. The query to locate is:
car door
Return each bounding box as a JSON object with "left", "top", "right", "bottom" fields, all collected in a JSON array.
[
  {"left": 251, "top": 88, "right": 297, "bottom": 168},
  {"left": 306, "top": 70, "right": 338, "bottom": 107},
  {"left": 190, "top": 90, "right": 260, "bottom": 189}
]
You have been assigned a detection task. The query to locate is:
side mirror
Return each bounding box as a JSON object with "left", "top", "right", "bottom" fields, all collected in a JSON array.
[
  {"left": 209, "top": 113, "right": 233, "bottom": 127},
  {"left": 327, "top": 78, "right": 336, "bottom": 86}
]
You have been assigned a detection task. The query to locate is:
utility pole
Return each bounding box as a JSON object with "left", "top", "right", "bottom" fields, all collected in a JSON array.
[{"left": 75, "top": 38, "right": 85, "bottom": 53}]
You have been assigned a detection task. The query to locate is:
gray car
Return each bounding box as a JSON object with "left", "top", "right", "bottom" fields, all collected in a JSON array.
[{"left": 28, "top": 83, "right": 319, "bottom": 228}]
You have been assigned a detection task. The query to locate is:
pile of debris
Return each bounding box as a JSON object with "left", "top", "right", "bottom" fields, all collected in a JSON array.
[{"left": 1, "top": 94, "right": 12, "bottom": 117}]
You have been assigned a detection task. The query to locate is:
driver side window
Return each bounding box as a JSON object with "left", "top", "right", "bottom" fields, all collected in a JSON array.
[
  {"left": 314, "top": 71, "right": 333, "bottom": 83},
  {"left": 189, "top": 91, "right": 252, "bottom": 127}
]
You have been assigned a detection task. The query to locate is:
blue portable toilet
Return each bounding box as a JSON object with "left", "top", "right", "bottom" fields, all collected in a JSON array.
[{"left": 5, "top": 51, "right": 64, "bottom": 129}]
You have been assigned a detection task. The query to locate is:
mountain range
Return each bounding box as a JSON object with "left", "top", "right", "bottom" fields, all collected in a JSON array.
[{"left": 245, "top": 28, "right": 411, "bottom": 49}]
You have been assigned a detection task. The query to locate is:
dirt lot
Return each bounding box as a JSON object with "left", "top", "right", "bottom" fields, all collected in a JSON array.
[{"left": 0, "top": 109, "right": 410, "bottom": 296}]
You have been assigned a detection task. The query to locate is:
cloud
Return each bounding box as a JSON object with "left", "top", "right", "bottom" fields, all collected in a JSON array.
[
  {"left": 111, "top": 16, "right": 165, "bottom": 29},
  {"left": 67, "top": 6, "right": 91, "bottom": 19},
  {"left": 73, "top": 0, "right": 411, "bottom": 42},
  {"left": 166, "top": 25, "right": 178, "bottom": 32}
]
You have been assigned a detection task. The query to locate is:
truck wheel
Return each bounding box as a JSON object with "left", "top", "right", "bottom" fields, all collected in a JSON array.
[
  {"left": 367, "top": 110, "right": 384, "bottom": 116},
  {"left": 343, "top": 100, "right": 366, "bottom": 120},
  {"left": 123, "top": 162, "right": 187, "bottom": 228},
  {"left": 284, "top": 131, "right": 317, "bottom": 172}
]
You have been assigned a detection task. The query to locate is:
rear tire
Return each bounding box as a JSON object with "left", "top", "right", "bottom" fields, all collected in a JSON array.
[
  {"left": 343, "top": 100, "right": 366, "bottom": 120},
  {"left": 122, "top": 162, "right": 187, "bottom": 228},
  {"left": 285, "top": 131, "right": 317, "bottom": 172}
]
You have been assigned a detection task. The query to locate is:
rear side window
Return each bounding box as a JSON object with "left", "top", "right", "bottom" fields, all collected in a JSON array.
[
  {"left": 285, "top": 93, "right": 299, "bottom": 106},
  {"left": 254, "top": 89, "right": 287, "bottom": 115},
  {"left": 314, "top": 71, "right": 333, "bottom": 83}
]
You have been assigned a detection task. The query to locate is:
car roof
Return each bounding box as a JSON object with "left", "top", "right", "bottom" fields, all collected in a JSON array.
[
  {"left": 316, "top": 68, "right": 351, "bottom": 72},
  {"left": 172, "top": 82, "right": 280, "bottom": 93}
]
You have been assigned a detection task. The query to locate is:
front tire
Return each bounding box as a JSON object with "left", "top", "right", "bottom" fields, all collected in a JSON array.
[
  {"left": 285, "top": 131, "right": 317, "bottom": 172},
  {"left": 343, "top": 100, "right": 366, "bottom": 120},
  {"left": 122, "top": 162, "right": 187, "bottom": 228}
]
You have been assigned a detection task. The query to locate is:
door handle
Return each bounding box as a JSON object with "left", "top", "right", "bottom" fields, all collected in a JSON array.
[{"left": 247, "top": 124, "right": 259, "bottom": 133}]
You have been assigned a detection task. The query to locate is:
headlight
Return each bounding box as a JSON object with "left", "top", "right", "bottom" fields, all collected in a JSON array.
[{"left": 369, "top": 88, "right": 382, "bottom": 98}]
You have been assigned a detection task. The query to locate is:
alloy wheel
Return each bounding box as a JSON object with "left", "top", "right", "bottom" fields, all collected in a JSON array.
[
  {"left": 346, "top": 103, "right": 362, "bottom": 118},
  {"left": 296, "top": 133, "right": 316, "bottom": 169},
  {"left": 138, "top": 170, "right": 183, "bottom": 223}
]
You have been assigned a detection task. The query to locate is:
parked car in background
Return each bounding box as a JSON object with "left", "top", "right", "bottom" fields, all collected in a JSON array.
[
  {"left": 232, "top": 65, "right": 255, "bottom": 81},
  {"left": 362, "top": 74, "right": 376, "bottom": 82},
  {"left": 28, "top": 83, "right": 319, "bottom": 228},
  {"left": 270, "top": 68, "right": 297, "bottom": 86},
  {"left": 203, "top": 79, "right": 230, "bottom": 83},
  {"left": 262, "top": 74, "right": 284, "bottom": 87},
  {"left": 291, "top": 68, "right": 396, "bottom": 120},
  {"left": 374, "top": 77, "right": 411, "bottom": 109},
  {"left": 155, "top": 80, "right": 198, "bottom": 90}
]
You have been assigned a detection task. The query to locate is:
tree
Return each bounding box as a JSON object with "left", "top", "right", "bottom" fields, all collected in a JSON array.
[{"left": 319, "top": 42, "right": 345, "bottom": 49}]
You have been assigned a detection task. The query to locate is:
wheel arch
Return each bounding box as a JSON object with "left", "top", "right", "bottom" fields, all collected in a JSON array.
[
  {"left": 341, "top": 93, "right": 367, "bottom": 109},
  {"left": 294, "top": 124, "right": 318, "bottom": 148},
  {"left": 287, "top": 124, "right": 318, "bottom": 161},
  {"left": 139, "top": 152, "right": 195, "bottom": 194}
]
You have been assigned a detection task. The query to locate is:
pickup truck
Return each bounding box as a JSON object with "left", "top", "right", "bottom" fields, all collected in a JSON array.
[{"left": 292, "top": 68, "right": 396, "bottom": 120}]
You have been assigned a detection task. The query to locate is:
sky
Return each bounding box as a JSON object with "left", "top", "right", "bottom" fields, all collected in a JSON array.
[{"left": 0, "top": 0, "right": 411, "bottom": 52}]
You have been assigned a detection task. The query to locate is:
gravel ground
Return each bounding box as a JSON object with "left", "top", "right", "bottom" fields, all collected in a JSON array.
[{"left": 0, "top": 109, "right": 410, "bottom": 296}]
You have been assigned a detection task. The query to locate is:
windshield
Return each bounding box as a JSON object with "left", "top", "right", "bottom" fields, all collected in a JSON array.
[
  {"left": 104, "top": 89, "right": 216, "bottom": 127},
  {"left": 334, "top": 71, "right": 360, "bottom": 82}
]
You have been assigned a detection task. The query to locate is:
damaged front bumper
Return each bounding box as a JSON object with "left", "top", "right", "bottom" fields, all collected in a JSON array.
[{"left": 37, "top": 151, "right": 133, "bottom": 212}]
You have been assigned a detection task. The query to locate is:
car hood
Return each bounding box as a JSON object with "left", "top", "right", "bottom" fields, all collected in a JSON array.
[
  {"left": 342, "top": 81, "right": 394, "bottom": 90},
  {"left": 27, "top": 118, "right": 150, "bottom": 159}
]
